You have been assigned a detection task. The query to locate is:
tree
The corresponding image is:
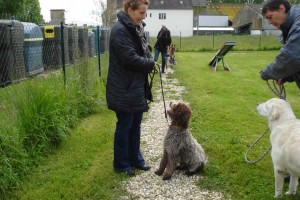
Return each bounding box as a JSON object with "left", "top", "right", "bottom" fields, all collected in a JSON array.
[
  {"left": 93, "top": 0, "right": 118, "bottom": 28},
  {"left": 290, "top": 0, "right": 300, "bottom": 4},
  {"left": 22, "top": 0, "right": 44, "bottom": 24},
  {"left": 0, "top": 0, "right": 25, "bottom": 16},
  {"left": 0, "top": 0, "right": 43, "bottom": 24}
]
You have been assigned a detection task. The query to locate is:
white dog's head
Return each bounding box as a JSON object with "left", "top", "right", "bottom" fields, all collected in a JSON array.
[{"left": 257, "top": 98, "right": 296, "bottom": 123}]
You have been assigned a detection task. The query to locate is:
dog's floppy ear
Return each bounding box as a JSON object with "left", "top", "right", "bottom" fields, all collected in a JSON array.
[{"left": 269, "top": 104, "right": 280, "bottom": 121}]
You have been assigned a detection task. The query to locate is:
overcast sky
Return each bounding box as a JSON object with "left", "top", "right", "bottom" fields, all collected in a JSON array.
[{"left": 39, "top": 0, "right": 101, "bottom": 26}]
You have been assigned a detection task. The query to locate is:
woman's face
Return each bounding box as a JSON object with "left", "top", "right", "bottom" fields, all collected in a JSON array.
[
  {"left": 127, "top": 3, "right": 148, "bottom": 26},
  {"left": 264, "top": 4, "right": 288, "bottom": 29}
]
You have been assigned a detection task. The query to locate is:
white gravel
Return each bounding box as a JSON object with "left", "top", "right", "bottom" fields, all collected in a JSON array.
[{"left": 120, "top": 68, "right": 228, "bottom": 200}]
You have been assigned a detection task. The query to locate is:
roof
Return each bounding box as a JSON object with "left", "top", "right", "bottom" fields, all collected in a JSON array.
[
  {"left": 148, "top": 0, "right": 193, "bottom": 10},
  {"left": 246, "top": 3, "right": 263, "bottom": 15},
  {"left": 207, "top": 3, "right": 243, "bottom": 21},
  {"left": 233, "top": 3, "right": 263, "bottom": 25},
  {"left": 198, "top": 11, "right": 226, "bottom": 16},
  {"left": 192, "top": 0, "right": 207, "bottom": 7}
]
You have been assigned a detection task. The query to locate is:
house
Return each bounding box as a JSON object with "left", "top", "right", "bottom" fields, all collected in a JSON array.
[
  {"left": 143, "top": 0, "right": 194, "bottom": 37},
  {"left": 206, "top": 3, "right": 243, "bottom": 23},
  {"left": 192, "top": 3, "right": 243, "bottom": 35},
  {"left": 233, "top": 3, "right": 280, "bottom": 35}
]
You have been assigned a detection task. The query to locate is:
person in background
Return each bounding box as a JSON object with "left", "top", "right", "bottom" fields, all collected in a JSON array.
[
  {"left": 154, "top": 25, "right": 172, "bottom": 73},
  {"left": 106, "top": 0, "right": 155, "bottom": 176},
  {"left": 260, "top": 0, "right": 300, "bottom": 90},
  {"left": 260, "top": 0, "right": 300, "bottom": 182}
]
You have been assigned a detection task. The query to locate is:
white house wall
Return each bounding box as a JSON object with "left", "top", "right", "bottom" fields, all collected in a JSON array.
[
  {"left": 198, "top": 16, "right": 228, "bottom": 27},
  {"left": 143, "top": 10, "right": 193, "bottom": 37}
]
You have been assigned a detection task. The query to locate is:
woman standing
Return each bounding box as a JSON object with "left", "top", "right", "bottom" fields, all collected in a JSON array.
[{"left": 106, "top": 0, "right": 155, "bottom": 176}]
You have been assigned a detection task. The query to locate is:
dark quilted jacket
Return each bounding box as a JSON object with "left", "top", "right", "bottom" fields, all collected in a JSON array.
[
  {"left": 154, "top": 28, "right": 172, "bottom": 52},
  {"left": 106, "top": 11, "right": 155, "bottom": 113}
]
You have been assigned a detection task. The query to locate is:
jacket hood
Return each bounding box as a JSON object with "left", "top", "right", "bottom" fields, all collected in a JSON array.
[{"left": 281, "top": 5, "right": 300, "bottom": 31}]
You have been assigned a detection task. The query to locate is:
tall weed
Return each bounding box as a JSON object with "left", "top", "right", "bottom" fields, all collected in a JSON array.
[
  {"left": 0, "top": 127, "right": 28, "bottom": 197},
  {"left": 14, "top": 80, "right": 71, "bottom": 156}
]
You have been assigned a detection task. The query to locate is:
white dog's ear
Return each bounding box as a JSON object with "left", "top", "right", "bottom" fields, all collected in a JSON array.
[{"left": 270, "top": 105, "right": 280, "bottom": 121}]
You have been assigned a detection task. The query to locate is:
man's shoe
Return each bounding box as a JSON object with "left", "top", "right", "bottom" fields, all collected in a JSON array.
[
  {"left": 136, "top": 164, "right": 151, "bottom": 171},
  {"left": 114, "top": 169, "right": 135, "bottom": 176}
]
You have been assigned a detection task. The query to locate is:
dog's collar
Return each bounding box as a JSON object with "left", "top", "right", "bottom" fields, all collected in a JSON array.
[{"left": 169, "top": 125, "right": 186, "bottom": 130}]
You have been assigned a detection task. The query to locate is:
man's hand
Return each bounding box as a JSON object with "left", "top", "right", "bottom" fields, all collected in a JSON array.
[
  {"left": 276, "top": 79, "right": 284, "bottom": 85},
  {"left": 260, "top": 69, "right": 268, "bottom": 81}
]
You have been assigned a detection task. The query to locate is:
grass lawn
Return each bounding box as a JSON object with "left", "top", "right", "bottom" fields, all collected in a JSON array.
[
  {"left": 7, "top": 110, "right": 129, "bottom": 200},
  {"left": 7, "top": 51, "right": 300, "bottom": 200},
  {"left": 172, "top": 51, "right": 300, "bottom": 200}
]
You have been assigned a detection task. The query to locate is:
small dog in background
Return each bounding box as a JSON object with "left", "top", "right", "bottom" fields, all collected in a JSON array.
[
  {"left": 166, "top": 44, "right": 176, "bottom": 69},
  {"left": 257, "top": 98, "right": 300, "bottom": 197},
  {"left": 155, "top": 101, "right": 207, "bottom": 180}
]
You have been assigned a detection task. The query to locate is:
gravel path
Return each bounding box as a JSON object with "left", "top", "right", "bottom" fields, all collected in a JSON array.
[{"left": 121, "top": 69, "right": 227, "bottom": 200}]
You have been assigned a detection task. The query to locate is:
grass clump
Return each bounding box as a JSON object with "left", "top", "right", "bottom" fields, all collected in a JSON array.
[
  {"left": 0, "top": 128, "right": 28, "bottom": 196},
  {"left": 15, "top": 81, "right": 70, "bottom": 155}
]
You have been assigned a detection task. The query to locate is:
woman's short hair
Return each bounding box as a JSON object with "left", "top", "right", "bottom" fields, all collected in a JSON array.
[
  {"left": 123, "top": 0, "right": 149, "bottom": 13},
  {"left": 262, "top": 0, "right": 291, "bottom": 15}
]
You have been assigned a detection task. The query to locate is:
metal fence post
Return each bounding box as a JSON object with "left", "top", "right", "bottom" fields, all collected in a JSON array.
[
  {"left": 213, "top": 31, "right": 215, "bottom": 50},
  {"left": 180, "top": 31, "right": 181, "bottom": 52},
  {"left": 97, "top": 26, "right": 101, "bottom": 77},
  {"left": 60, "top": 22, "right": 66, "bottom": 86}
]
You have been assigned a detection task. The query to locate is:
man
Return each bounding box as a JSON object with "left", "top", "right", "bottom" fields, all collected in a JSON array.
[
  {"left": 260, "top": 0, "right": 300, "bottom": 89},
  {"left": 154, "top": 25, "right": 172, "bottom": 73}
]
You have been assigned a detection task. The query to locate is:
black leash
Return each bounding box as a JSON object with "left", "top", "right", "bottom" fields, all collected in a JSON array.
[
  {"left": 244, "top": 80, "right": 286, "bottom": 164},
  {"left": 156, "top": 63, "right": 168, "bottom": 123},
  {"left": 266, "top": 80, "right": 286, "bottom": 100}
]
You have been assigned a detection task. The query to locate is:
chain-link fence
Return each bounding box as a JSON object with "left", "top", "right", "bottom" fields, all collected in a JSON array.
[
  {"left": 0, "top": 17, "right": 114, "bottom": 131},
  {"left": 148, "top": 31, "right": 282, "bottom": 52},
  {"left": 0, "top": 19, "right": 112, "bottom": 86}
]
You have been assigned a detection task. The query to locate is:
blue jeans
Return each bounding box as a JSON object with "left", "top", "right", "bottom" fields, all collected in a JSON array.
[
  {"left": 154, "top": 48, "right": 167, "bottom": 73},
  {"left": 113, "top": 112, "right": 145, "bottom": 171}
]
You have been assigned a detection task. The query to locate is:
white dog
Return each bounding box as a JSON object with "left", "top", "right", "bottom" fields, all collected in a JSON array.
[{"left": 257, "top": 98, "right": 300, "bottom": 198}]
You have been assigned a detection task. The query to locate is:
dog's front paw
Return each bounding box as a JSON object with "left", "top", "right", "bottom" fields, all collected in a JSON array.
[
  {"left": 186, "top": 171, "right": 195, "bottom": 176},
  {"left": 286, "top": 190, "right": 296, "bottom": 196},
  {"left": 155, "top": 170, "right": 163, "bottom": 176},
  {"left": 274, "top": 191, "right": 282, "bottom": 198},
  {"left": 162, "top": 175, "right": 171, "bottom": 180}
]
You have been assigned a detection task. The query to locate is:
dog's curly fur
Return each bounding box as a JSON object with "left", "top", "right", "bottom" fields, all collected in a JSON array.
[{"left": 155, "top": 101, "right": 207, "bottom": 180}]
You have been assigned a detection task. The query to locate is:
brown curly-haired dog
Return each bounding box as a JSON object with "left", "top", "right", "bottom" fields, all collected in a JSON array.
[{"left": 155, "top": 101, "right": 207, "bottom": 180}]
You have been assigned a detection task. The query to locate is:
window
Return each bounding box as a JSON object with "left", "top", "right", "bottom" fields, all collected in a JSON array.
[{"left": 159, "top": 13, "right": 166, "bottom": 20}]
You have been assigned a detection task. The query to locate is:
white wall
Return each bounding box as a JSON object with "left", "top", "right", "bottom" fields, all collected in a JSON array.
[
  {"left": 197, "top": 15, "right": 228, "bottom": 27},
  {"left": 143, "top": 10, "right": 193, "bottom": 37},
  {"left": 251, "top": 30, "right": 261, "bottom": 35}
]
